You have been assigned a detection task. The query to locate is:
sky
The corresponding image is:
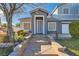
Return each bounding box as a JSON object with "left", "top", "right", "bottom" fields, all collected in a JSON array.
[{"left": 0, "top": 3, "right": 60, "bottom": 25}]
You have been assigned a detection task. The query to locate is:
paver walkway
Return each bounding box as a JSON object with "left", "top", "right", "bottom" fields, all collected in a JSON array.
[
  {"left": 23, "top": 35, "right": 69, "bottom": 56},
  {"left": 24, "top": 35, "right": 51, "bottom": 56}
]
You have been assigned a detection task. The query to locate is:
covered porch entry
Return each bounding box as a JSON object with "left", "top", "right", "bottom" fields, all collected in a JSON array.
[
  {"left": 31, "top": 8, "right": 48, "bottom": 35},
  {"left": 34, "top": 15, "right": 44, "bottom": 34}
]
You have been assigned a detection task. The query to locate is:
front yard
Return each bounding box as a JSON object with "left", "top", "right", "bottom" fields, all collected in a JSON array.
[
  {"left": 0, "top": 30, "right": 31, "bottom": 56},
  {"left": 55, "top": 38, "right": 79, "bottom": 55},
  {"left": 0, "top": 31, "right": 13, "bottom": 56},
  {"left": 0, "top": 46, "right": 13, "bottom": 56}
]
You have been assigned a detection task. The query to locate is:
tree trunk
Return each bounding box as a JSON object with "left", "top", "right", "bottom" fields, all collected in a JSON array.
[{"left": 6, "top": 15, "right": 14, "bottom": 42}]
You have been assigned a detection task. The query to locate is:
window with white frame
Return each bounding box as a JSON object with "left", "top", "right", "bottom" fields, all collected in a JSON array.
[
  {"left": 48, "top": 22, "right": 56, "bottom": 31},
  {"left": 62, "top": 24, "right": 69, "bottom": 34},
  {"left": 63, "top": 8, "right": 69, "bottom": 14}
]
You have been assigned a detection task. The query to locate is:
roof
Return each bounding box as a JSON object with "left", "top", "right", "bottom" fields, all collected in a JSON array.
[
  {"left": 19, "top": 18, "right": 32, "bottom": 20},
  {"left": 47, "top": 15, "right": 60, "bottom": 22},
  {"left": 52, "top": 14, "right": 79, "bottom": 21},
  {"left": 31, "top": 8, "right": 48, "bottom": 15},
  {"left": 49, "top": 3, "right": 66, "bottom": 15},
  {"left": 49, "top": 3, "right": 79, "bottom": 21}
]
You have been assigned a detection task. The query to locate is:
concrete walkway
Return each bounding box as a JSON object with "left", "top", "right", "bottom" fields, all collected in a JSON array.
[
  {"left": 24, "top": 35, "right": 51, "bottom": 56},
  {"left": 23, "top": 35, "right": 69, "bottom": 56}
]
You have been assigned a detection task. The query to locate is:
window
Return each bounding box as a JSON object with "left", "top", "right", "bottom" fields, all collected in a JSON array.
[
  {"left": 63, "top": 8, "right": 69, "bottom": 14},
  {"left": 23, "top": 22, "right": 31, "bottom": 30},
  {"left": 48, "top": 22, "right": 56, "bottom": 31},
  {"left": 62, "top": 24, "right": 69, "bottom": 34}
]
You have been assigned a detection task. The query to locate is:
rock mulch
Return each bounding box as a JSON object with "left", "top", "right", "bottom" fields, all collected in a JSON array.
[{"left": 0, "top": 43, "right": 14, "bottom": 48}]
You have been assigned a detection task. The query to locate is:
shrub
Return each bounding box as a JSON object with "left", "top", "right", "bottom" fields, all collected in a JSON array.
[
  {"left": 14, "top": 35, "right": 25, "bottom": 43},
  {"left": 14, "top": 30, "right": 27, "bottom": 43},
  {"left": 69, "top": 21, "right": 79, "bottom": 38},
  {"left": 17, "top": 30, "right": 26, "bottom": 36}
]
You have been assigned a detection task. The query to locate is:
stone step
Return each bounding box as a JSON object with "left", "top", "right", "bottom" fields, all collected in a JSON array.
[
  {"left": 32, "top": 35, "right": 47, "bottom": 38},
  {"left": 35, "top": 45, "right": 59, "bottom": 56}
]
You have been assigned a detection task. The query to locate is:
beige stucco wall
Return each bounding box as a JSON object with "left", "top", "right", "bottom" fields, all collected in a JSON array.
[{"left": 20, "top": 18, "right": 32, "bottom": 30}]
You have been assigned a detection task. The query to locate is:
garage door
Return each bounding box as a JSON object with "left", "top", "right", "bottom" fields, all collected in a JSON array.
[{"left": 62, "top": 24, "right": 69, "bottom": 34}]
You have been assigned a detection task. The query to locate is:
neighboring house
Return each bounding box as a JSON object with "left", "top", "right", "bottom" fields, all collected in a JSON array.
[
  {"left": 19, "top": 3, "right": 79, "bottom": 38},
  {"left": 19, "top": 18, "right": 32, "bottom": 31}
]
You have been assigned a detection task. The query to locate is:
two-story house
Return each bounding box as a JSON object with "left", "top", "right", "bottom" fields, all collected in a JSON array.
[{"left": 19, "top": 3, "right": 79, "bottom": 38}]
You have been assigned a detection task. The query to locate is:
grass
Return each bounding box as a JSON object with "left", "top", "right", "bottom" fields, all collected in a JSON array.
[
  {"left": 0, "top": 46, "right": 13, "bottom": 56},
  {"left": 68, "top": 48, "right": 79, "bottom": 56},
  {"left": 0, "top": 32, "right": 13, "bottom": 56},
  {"left": 55, "top": 38, "right": 79, "bottom": 55}
]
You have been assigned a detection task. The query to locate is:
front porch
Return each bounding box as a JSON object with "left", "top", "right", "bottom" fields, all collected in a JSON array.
[
  {"left": 33, "top": 15, "right": 45, "bottom": 34},
  {"left": 31, "top": 8, "right": 48, "bottom": 35}
]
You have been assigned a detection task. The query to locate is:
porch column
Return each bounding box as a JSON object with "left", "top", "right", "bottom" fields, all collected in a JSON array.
[
  {"left": 43, "top": 16, "right": 45, "bottom": 34},
  {"left": 34, "top": 16, "right": 36, "bottom": 34}
]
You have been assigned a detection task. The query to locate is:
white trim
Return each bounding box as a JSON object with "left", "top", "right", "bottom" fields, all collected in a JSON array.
[
  {"left": 61, "top": 21, "right": 71, "bottom": 23},
  {"left": 62, "top": 24, "right": 69, "bottom": 34},
  {"left": 43, "top": 15, "right": 45, "bottom": 34},
  {"left": 62, "top": 7, "right": 70, "bottom": 14},
  {"left": 37, "top": 20, "right": 39, "bottom": 33},
  {"left": 34, "top": 15, "right": 36, "bottom": 34},
  {"left": 34, "top": 15, "right": 45, "bottom": 34},
  {"left": 48, "top": 22, "right": 56, "bottom": 31},
  {"left": 34, "top": 15, "right": 44, "bottom": 17}
]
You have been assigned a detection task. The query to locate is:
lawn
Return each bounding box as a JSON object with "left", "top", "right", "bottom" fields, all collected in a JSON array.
[
  {"left": 55, "top": 38, "right": 79, "bottom": 55},
  {"left": 0, "top": 31, "right": 13, "bottom": 56},
  {"left": 0, "top": 46, "right": 13, "bottom": 56}
]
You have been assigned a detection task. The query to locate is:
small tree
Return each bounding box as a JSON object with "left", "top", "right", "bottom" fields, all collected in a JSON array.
[
  {"left": 69, "top": 21, "right": 79, "bottom": 38},
  {"left": 2, "top": 23, "right": 7, "bottom": 28},
  {"left": 0, "top": 3, "right": 24, "bottom": 42},
  {"left": 15, "top": 23, "right": 20, "bottom": 27}
]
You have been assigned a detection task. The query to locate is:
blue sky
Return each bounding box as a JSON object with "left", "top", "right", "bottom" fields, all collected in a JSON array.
[{"left": 1, "top": 3, "right": 60, "bottom": 25}]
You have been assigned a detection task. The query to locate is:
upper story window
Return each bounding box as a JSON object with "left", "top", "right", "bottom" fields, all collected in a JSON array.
[{"left": 63, "top": 8, "right": 69, "bottom": 14}]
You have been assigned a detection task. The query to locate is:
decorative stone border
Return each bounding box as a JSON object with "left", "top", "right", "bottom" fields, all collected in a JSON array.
[
  {"left": 0, "top": 43, "right": 14, "bottom": 48},
  {"left": 9, "top": 33, "right": 32, "bottom": 56}
]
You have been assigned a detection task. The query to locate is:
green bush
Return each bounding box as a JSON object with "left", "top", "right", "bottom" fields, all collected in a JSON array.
[
  {"left": 14, "top": 30, "right": 27, "bottom": 42},
  {"left": 14, "top": 35, "right": 25, "bottom": 42},
  {"left": 17, "top": 30, "right": 26, "bottom": 36},
  {"left": 69, "top": 21, "right": 79, "bottom": 38}
]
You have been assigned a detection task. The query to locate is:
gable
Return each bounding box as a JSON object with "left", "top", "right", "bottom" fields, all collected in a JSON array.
[{"left": 31, "top": 8, "right": 48, "bottom": 15}]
